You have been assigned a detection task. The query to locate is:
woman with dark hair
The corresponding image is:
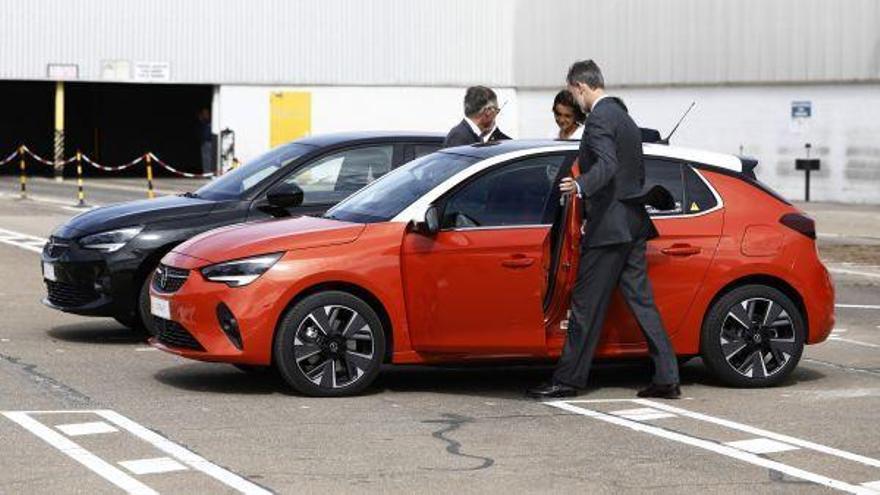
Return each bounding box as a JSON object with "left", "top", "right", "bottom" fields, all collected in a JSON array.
[{"left": 552, "top": 89, "right": 587, "bottom": 140}]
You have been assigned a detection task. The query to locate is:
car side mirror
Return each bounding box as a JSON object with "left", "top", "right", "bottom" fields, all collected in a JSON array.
[
  {"left": 266, "top": 183, "right": 304, "bottom": 209},
  {"left": 411, "top": 205, "right": 441, "bottom": 236}
]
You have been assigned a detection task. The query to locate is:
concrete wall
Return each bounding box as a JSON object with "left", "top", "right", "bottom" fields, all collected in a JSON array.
[
  {"left": 519, "top": 84, "right": 880, "bottom": 204},
  {"left": 4, "top": 0, "right": 877, "bottom": 87},
  {"left": 218, "top": 85, "right": 519, "bottom": 165}
]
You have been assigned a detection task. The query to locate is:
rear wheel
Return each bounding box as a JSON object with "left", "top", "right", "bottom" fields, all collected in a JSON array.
[
  {"left": 274, "top": 291, "right": 385, "bottom": 397},
  {"left": 700, "top": 285, "right": 805, "bottom": 387}
]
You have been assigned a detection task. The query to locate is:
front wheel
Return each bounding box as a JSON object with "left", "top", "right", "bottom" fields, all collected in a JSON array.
[
  {"left": 134, "top": 273, "right": 157, "bottom": 339},
  {"left": 700, "top": 285, "right": 805, "bottom": 387},
  {"left": 274, "top": 291, "right": 385, "bottom": 397}
]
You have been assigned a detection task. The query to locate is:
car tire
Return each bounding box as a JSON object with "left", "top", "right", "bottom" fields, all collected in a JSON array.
[
  {"left": 700, "top": 284, "right": 805, "bottom": 388},
  {"left": 274, "top": 291, "right": 385, "bottom": 397},
  {"left": 134, "top": 272, "right": 157, "bottom": 339}
]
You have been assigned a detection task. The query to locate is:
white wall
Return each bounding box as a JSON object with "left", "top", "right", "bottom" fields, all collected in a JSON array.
[
  {"left": 519, "top": 84, "right": 880, "bottom": 204},
  {"left": 218, "top": 85, "right": 518, "bottom": 164}
]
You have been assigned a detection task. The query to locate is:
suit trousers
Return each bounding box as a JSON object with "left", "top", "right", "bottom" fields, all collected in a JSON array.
[{"left": 553, "top": 238, "right": 680, "bottom": 388}]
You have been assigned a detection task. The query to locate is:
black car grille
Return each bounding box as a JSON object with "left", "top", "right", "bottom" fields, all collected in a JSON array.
[
  {"left": 152, "top": 264, "right": 190, "bottom": 293},
  {"left": 43, "top": 237, "right": 70, "bottom": 258},
  {"left": 46, "top": 280, "right": 98, "bottom": 307},
  {"left": 154, "top": 318, "right": 205, "bottom": 351}
]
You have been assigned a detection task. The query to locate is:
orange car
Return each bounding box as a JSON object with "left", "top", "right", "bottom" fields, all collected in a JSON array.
[{"left": 150, "top": 140, "right": 834, "bottom": 396}]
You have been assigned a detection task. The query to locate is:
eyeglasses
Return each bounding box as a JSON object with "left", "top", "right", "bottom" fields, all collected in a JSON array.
[{"left": 483, "top": 100, "right": 507, "bottom": 115}]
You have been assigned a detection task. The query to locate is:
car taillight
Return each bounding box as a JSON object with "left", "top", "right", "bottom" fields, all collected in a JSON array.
[{"left": 780, "top": 213, "right": 816, "bottom": 239}]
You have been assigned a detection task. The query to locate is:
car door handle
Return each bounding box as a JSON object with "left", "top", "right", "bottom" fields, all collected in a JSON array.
[
  {"left": 661, "top": 244, "right": 702, "bottom": 257},
  {"left": 501, "top": 256, "right": 536, "bottom": 268}
]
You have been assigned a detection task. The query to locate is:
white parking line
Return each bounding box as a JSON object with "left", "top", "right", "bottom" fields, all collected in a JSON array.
[
  {"left": 829, "top": 337, "right": 880, "bottom": 349},
  {"left": 119, "top": 457, "right": 188, "bottom": 475},
  {"left": 837, "top": 304, "right": 880, "bottom": 310},
  {"left": 546, "top": 399, "right": 880, "bottom": 494},
  {"left": 2, "top": 410, "right": 272, "bottom": 495},
  {"left": 0, "top": 227, "right": 47, "bottom": 254},
  {"left": 2, "top": 411, "right": 158, "bottom": 495},
  {"left": 725, "top": 438, "right": 799, "bottom": 454},
  {"left": 56, "top": 421, "right": 119, "bottom": 436},
  {"left": 830, "top": 268, "right": 880, "bottom": 280}
]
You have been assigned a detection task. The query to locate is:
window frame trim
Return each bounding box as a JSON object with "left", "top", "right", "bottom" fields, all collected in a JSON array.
[
  {"left": 435, "top": 151, "right": 570, "bottom": 231},
  {"left": 275, "top": 142, "right": 396, "bottom": 207},
  {"left": 649, "top": 158, "right": 724, "bottom": 221}
]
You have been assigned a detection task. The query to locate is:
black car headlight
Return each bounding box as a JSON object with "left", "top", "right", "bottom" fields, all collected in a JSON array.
[
  {"left": 201, "top": 253, "right": 283, "bottom": 287},
  {"left": 79, "top": 226, "right": 143, "bottom": 252}
]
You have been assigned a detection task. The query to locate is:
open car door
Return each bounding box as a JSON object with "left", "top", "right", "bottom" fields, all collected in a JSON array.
[{"left": 543, "top": 161, "right": 583, "bottom": 355}]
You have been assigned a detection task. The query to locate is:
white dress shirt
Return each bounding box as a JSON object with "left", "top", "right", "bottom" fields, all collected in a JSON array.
[
  {"left": 465, "top": 117, "right": 494, "bottom": 143},
  {"left": 556, "top": 124, "right": 583, "bottom": 141}
]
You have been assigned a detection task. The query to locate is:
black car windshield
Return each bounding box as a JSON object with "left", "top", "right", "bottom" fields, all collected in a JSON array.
[
  {"left": 195, "top": 143, "right": 316, "bottom": 200},
  {"left": 325, "top": 152, "right": 478, "bottom": 223}
]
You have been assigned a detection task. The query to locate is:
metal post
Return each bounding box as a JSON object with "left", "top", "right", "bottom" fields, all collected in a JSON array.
[
  {"left": 76, "top": 151, "right": 86, "bottom": 207},
  {"left": 804, "top": 143, "right": 811, "bottom": 203},
  {"left": 145, "top": 153, "right": 155, "bottom": 199},
  {"left": 54, "top": 81, "right": 65, "bottom": 182},
  {"left": 18, "top": 145, "right": 26, "bottom": 199}
]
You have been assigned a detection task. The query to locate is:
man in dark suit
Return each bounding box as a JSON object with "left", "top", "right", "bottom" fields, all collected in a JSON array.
[
  {"left": 527, "top": 60, "right": 681, "bottom": 399},
  {"left": 443, "top": 86, "right": 511, "bottom": 147}
]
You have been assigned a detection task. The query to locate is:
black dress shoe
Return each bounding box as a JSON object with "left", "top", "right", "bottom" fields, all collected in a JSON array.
[
  {"left": 637, "top": 383, "right": 681, "bottom": 399},
  {"left": 526, "top": 382, "right": 579, "bottom": 399}
]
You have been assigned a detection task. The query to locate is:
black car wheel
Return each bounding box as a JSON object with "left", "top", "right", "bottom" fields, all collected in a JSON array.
[
  {"left": 700, "top": 285, "right": 805, "bottom": 387},
  {"left": 274, "top": 291, "right": 385, "bottom": 397},
  {"left": 135, "top": 271, "right": 158, "bottom": 338}
]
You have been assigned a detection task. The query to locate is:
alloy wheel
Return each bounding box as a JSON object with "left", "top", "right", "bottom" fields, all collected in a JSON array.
[
  {"left": 719, "top": 297, "right": 796, "bottom": 379},
  {"left": 292, "top": 304, "right": 375, "bottom": 389}
]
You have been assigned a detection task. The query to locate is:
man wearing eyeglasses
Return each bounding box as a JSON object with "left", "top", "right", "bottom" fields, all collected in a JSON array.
[{"left": 442, "top": 86, "right": 511, "bottom": 148}]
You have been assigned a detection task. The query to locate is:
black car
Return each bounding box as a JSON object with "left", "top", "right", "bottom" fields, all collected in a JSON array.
[{"left": 41, "top": 131, "right": 443, "bottom": 334}]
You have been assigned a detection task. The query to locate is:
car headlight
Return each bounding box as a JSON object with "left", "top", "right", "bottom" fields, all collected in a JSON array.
[
  {"left": 79, "top": 226, "right": 143, "bottom": 252},
  {"left": 201, "top": 253, "right": 283, "bottom": 287}
]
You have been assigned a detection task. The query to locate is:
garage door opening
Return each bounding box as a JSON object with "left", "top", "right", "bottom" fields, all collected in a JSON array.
[
  {"left": 66, "top": 82, "right": 214, "bottom": 177},
  {"left": 0, "top": 81, "right": 54, "bottom": 176},
  {"left": 0, "top": 81, "right": 213, "bottom": 178}
]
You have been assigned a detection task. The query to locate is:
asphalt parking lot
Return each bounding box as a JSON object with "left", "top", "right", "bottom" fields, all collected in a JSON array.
[{"left": 1, "top": 184, "right": 879, "bottom": 494}]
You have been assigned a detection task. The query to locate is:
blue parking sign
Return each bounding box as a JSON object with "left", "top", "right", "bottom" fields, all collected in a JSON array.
[{"left": 791, "top": 101, "right": 812, "bottom": 118}]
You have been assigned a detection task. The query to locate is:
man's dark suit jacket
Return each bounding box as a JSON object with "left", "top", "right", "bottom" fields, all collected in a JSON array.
[
  {"left": 442, "top": 119, "right": 511, "bottom": 148},
  {"left": 575, "top": 97, "right": 659, "bottom": 248}
]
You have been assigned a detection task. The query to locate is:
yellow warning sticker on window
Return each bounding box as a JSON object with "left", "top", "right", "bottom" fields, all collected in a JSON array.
[{"left": 690, "top": 202, "right": 700, "bottom": 212}]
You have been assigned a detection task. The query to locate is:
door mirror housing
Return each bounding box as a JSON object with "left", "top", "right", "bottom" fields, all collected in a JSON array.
[
  {"left": 266, "top": 182, "right": 304, "bottom": 209},
  {"left": 411, "top": 205, "right": 441, "bottom": 236}
]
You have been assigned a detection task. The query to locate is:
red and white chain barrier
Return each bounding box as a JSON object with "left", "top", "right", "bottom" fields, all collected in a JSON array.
[
  {"left": 148, "top": 153, "right": 215, "bottom": 178},
  {"left": 81, "top": 154, "right": 145, "bottom": 172},
  {"left": 2, "top": 146, "right": 219, "bottom": 177},
  {"left": 21, "top": 145, "right": 75, "bottom": 166},
  {"left": 0, "top": 149, "right": 19, "bottom": 167}
]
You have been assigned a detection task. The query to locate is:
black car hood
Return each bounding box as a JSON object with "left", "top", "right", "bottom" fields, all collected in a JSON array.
[{"left": 53, "top": 195, "right": 217, "bottom": 238}]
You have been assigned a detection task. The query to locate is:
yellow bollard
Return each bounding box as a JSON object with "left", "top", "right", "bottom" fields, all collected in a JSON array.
[
  {"left": 18, "top": 145, "right": 26, "bottom": 199},
  {"left": 76, "top": 151, "right": 86, "bottom": 207},
  {"left": 145, "top": 153, "right": 155, "bottom": 199}
]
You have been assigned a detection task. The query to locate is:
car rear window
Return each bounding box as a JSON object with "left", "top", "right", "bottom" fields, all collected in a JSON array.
[{"left": 683, "top": 166, "right": 718, "bottom": 213}]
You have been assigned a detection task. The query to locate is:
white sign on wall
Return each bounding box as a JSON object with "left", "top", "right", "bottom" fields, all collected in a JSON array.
[
  {"left": 46, "top": 63, "right": 79, "bottom": 80},
  {"left": 790, "top": 100, "right": 812, "bottom": 134},
  {"left": 133, "top": 61, "right": 171, "bottom": 82},
  {"left": 100, "top": 60, "right": 131, "bottom": 81}
]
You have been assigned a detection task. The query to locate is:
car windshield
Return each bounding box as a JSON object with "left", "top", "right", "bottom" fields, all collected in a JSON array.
[
  {"left": 195, "top": 143, "right": 316, "bottom": 200},
  {"left": 325, "top": 152, "right": 478, "bottom": 223}
]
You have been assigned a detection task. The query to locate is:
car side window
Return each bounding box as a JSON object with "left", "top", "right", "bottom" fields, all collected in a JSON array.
[
  {"left": 441, "top": 155, "right": 565, "bottom": 229},
  {"left": 644, "top": 158, "right": 685, "bottom": 216},
  {"left": 683, "top": 165, "right": 718, "bottom": 213},
  {"left": 412, "top": 144, "right": 442, "bottom": 160},
  {"left": 284, "top": 145, "right": 394, "bottom": 205}
]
